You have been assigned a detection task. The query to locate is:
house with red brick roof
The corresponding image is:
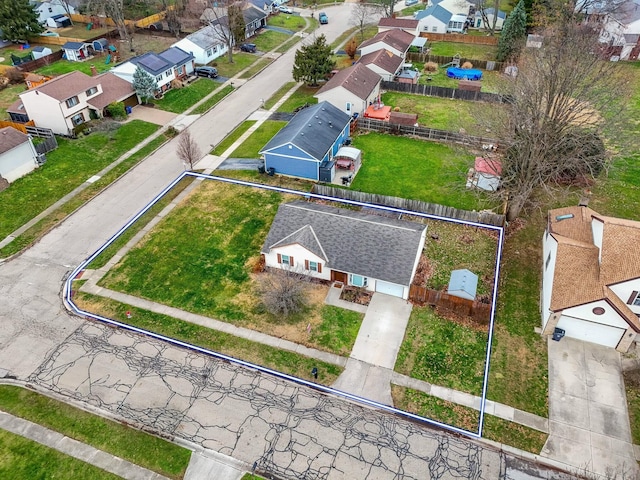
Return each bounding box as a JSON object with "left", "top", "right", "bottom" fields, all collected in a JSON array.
[{"left": 541, "top": 206, "right": 640, "bottom": 351}]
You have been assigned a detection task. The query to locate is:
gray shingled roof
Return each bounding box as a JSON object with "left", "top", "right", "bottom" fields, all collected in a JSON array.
[
  {"left": 315, "top": 63, "right": 381, "bottom": 101},
  {"left": 260, "top": 101, "right": 351, "bottom": 161},
  {"left": 185, "top": 25, "right": 221, "bottom": 49},
  {"left": 262, "top": 201, "right": 426, "bottom": 285},
  {"left": 358, "top": 49, "right": 403, "bottom": 75}
]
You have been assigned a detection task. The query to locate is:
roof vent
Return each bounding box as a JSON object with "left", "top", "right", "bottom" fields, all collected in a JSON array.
[
  {"left": 315, "top": 115, "right": 319, "bottom": 118},
  {"left": 555, "top": 214, "right": 574, "bottom": 221},
  {"left": 308, "top": 123, "right": 312, "bottom": 127}
]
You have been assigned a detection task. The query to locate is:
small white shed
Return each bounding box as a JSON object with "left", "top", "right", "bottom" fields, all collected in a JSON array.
[{"left": 448, "top": 269, "right": 478, "bottom": 301}]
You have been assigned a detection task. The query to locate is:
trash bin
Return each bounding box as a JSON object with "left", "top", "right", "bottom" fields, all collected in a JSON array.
[
  {"left": 125, "top": 106, "right": 132, "bottom": 115},
  {"left": 552, "top": 327, "right": 565, "bottom": 341}
]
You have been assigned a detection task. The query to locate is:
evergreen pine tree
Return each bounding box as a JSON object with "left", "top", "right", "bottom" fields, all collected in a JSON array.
[
  {"left": 0, "top": 0, "right": 44, "bottom": 42},
  {"left": 497, "top": 0, "right": 527, "bottom": 62},
  {"left": 292, "top": 35, "right": 335, "bottom": 86},
  {"left": 132, "top": 66, "right": 157, "bottom": 104}
]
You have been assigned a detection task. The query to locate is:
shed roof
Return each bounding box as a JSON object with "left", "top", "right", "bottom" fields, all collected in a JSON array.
[
  {"left": 316, "top": 63, "right": 381, "bottom": 101},
  {"left": 262, "top": 201, "right": 426, "bottom": 285},
  {"left": 474, "top": 157, "right": 502, "bottom": 176},
  {"left": 0, "top": 127, "right": 29, "bottom": 154},
  {"left": 389, "top": 111, "right": 418, "bottom": 126},
  {"left": 448, "top": 269, "right": 478, "bottom": 298},
  {"left": 62, "top": 41, "right": 88, "bottom": 50},
  {"left": 260, "top": 101, "right": 351, "bottom": 161}
]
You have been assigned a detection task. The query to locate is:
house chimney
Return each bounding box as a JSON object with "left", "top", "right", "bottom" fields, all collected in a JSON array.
[{"left": 90, "top": 64, "right": 98, "bottom": 77}]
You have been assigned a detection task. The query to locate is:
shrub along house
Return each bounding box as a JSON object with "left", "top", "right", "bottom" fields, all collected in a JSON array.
[
  {"left": 541, "top": 206, "right": 640, "bottom": 351},
  {"left": 260, "top": 101, "right": 351, "bottom": 182},
  {"left": 262, "top": 201, "right": 427, "bottom": 299}
]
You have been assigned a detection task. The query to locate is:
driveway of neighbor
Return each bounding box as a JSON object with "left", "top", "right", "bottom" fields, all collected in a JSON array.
[
  {"left": 332, "top": 293, "right": 412, "bottom": 405},
  {"left": 126, "top": 105, "right": 178, "bottom": 126},
  {"left": 542, "top": 337, "right": 639, "bottom": 476}
]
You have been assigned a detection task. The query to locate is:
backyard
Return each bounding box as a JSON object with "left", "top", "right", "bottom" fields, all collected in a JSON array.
[
  {"left": 0, "top": 84, "right": 25, "bottom": 119},
  {"left": 427, "top": 41, "right": 498, "bottom": 60}
]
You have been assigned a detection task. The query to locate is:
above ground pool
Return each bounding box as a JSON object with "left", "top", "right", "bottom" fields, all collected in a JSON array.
[{"left": 446, "top": 67, "right": 483, "bottom": 80}]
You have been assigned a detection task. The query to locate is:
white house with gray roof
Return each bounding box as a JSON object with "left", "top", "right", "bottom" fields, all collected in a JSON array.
[
  {"left": 172, "top": 25, "right": 228, "bottom": 65},
  {"left": 262, "top": 202, "right": 427, "bottom": 299}
]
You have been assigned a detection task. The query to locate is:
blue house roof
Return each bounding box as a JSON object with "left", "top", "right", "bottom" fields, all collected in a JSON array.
[
  {"left": 159, "top": 46, "right": 194, "bottom": 65},
  {"left": 260, "top": 101, "right": 351, "bottom": 161},
  {"left": 62, "top": 41, "right": 87, "bottom": 50},
  {"left": 415, "top": 4, "right": 452, "bottom": 24},
  {"left": 131, "top": 52, "right": 173, "bottom": 76}
]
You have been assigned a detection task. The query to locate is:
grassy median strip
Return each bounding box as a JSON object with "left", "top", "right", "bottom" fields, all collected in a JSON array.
[
  {"left": 192, "top": 84, "right": 234, "bottom": 115},
  {"left": 0, "top": 131, "right": 169, "bottom": 259},
  {"left": 239, "top": 58, "right": 274, "bottom": 80},
  {"left": 229, "top": 121, "right": 286, "bottom": 158},
  {"left": 73, "top": 292, "right": 343, "bottom": 384},
  {"left": 0, "top": 385, "right": 191, "bottom": 479},
  {"left": 0, "top": 430, "right": 122, "bottom": 480},
  {"left": 211, "top": 121, "right": 257, "bottom": 155},
  {"left": 264, "top": 82, "right": 296, "bottom": 110},
  {"left": 391, "top": 385, "right": 547, "bottom": 454}
]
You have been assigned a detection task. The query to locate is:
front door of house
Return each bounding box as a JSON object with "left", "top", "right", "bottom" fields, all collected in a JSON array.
[{"left": 331, "top": 270, "right": 348, "bottom": 284}]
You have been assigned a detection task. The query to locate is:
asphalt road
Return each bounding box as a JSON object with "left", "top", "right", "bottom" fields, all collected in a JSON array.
[{"left": 0, "top": 6, "right": 578, "bottom": 478}]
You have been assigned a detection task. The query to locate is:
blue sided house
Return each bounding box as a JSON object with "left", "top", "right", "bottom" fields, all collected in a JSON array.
[{"left": 260, "top": 101, "right": 351, "bottom": 182}]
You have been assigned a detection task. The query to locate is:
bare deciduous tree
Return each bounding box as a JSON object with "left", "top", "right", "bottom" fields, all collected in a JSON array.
[
  {"left": 258, "top": 268, "right": 309, "bottom": 317},
  {"left": 350, "top": 3, "right": 379, "bottom": 44},
  {"left": 474, "top": 0, "right": 501, "bottom": 35},
  {"left": 484, "top": 19, "right": 631, "bottom": 220},
  {"left": 85, "top": 0, "right": 134, "bottom": 52},
  {"left": 176, "top": 130, "right": 202, "bottom": 170},
  {"left": 203, "top": 0, "right": 247, "bottom": 63}
]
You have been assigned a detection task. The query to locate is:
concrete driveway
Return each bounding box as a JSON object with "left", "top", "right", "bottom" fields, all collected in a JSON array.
[
  {"left": 542, "top": 337, "right": 639, "bottom": 476},
  {"left": 126, "top": 105, "right": 177, "bottom": 126}
]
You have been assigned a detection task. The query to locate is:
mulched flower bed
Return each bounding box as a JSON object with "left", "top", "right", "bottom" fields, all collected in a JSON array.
[{"left": 339, "top": 286, "right": 372, "bottom": 306}]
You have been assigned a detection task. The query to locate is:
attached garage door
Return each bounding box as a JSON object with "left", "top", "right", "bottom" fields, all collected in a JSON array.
[
  {"left": 375, "top": 280, "right": 405, "bottom": 298},
  {"left": 557, "top": 316, "right": 625, "bottom": 348}
]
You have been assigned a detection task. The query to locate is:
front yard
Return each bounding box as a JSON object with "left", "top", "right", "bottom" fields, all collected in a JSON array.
[
  {"left": 227, "top": 120, "right": 287, "bottom": 158},
  {"left": 151, "top": 78, "right": 219, "bottom": 113}
]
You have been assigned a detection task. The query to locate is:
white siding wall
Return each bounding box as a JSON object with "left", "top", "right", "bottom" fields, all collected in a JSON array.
[
  {"left": 20, "top": 90, "right": 68, "bottom": 135},
  {"left": 0, "top": 141, "right": 39, "bottom": 182},
  {"left": 563, "top": 300, "right": 630, "bottom": 329},
  {"left": 541, "top": 231, "right": 558, "bottom": 329},
  {"left": 264, "top": 245, "right": 331, "bottom": 281},
  {"left": 418, "top": 18, "right": 447, "bottom": 34},
  {"left": 316, "top": 86, "right": 372, "bottom": 116},
  {"left": 172, "top": 38, "right": 228, "bottom": 65},
  {"left": 111, "top": 62, "right": 137, "bottom": 84},
  {"left": 609, "top": 278, "right": 640, "bottom": 316},
  {"left": 591, "top": 216, "right": 604, "bottom": 263},
  {"left": 359, "top": 42, "right": 403, "bottom": 58},
  {"left": 362, "top": 63, "right": 395, "bottom": 81}
]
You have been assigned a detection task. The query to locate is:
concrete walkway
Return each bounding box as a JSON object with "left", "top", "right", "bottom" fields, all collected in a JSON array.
[
  {"left": 0, "top": 410, "right": 170, "bottom": 480},
  {"left": 542, "top": 337, "right": 639, "bottom": 477}
]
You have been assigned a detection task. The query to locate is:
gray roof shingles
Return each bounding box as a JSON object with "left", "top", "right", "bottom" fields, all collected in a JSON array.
[
  {"left": 260, "top": 101, "right": 351, "bottom": 161},
  {"left": 262, "top": 201, "right": 426, "bottom": 285}
]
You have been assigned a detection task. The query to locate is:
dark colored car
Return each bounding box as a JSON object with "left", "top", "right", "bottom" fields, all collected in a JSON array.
[
  {"left": 240, "top": 43, "right": 257, "bottom": 53},
  {"left": 194, "top": 66, "right": 218, "bottom": 78},
  {"left": 319, "top": 12, "right": 328, "bottom": 24}
]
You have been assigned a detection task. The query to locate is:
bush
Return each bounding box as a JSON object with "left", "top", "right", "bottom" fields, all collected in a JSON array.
[
  {"left": 259, "top": 269, "right": 309, "bottom": 317},
  {"left": 73, "top": 122, "right": 92, "bottom": 137},
  {"left": 5, "top": 68, "right": 24, "bottom": 84},
  {"left": 461, "top": 61, "right": 473, "bottom": 69},
  {"left": 424, "top": 61, "right": 438, "bottom": 72},
  {"left": 106, "top": 102, "right": 127, "bottom": 120}
]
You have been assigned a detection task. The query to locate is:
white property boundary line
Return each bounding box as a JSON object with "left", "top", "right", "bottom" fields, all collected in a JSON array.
[{"left": 63, "top": 171, "right": 505, "bottom": 440}]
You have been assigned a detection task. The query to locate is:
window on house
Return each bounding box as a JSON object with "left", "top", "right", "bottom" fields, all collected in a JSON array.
[
  {"left": 545, "top": 253, "right": 551, "bottom": 270},
  {"left": 280, "top": 254, "right": 292, "bottom": 267},
  {"left": 165, "top": 69, "right": 172, "bottom": 77},
  {"left": 177, "top": 66, "right": 184, "bottom": 75},
  {"left": 206, "top": 48, "right": 213, "bottom": 56},
  {"left": 71, "top": 113, "right": 85, "bottom": 126},
  {"left": 48, "top": 7, "right": 53, "bottom": 12},
  {"left": 86, "top": 87, "right": 98, "bottom": 96},
  {"left": 65, "top": 96, "right": 79, "bottom": 108},
  {"left": 432, "top": 26, "right": 437, "bottom": 32},
  {"left": 156, "top": 75, "right": 162, "bottom": 82},
  {"left": 305, "top": 260, "right": 321, "bottom": 273},
  {"left": 350, "top": 274, "right": 368, "bottom": 288},
  {"left": 346, "top": 102, "right": 351, "bottom": 113}
]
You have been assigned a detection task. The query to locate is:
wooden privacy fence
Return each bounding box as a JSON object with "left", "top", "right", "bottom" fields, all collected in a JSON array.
[
  {"left": 380, "top": 80, "right": 507, "bottom": 103},
  {"left": 409, "top": 285, "right": 492, "bottom": 324},
  {"left": 405, "top": 52, "right": 504, "bottom": 72},
  {"left": 357, "top": 117, "right": 499, "bottom": 149},
  {"left": 311, "top": 185, "right": 505, "bottom": 227},
  {"left": 0, "top": 120, "right": 36, "bottom": 133},
  {"left": 419, "top": 32, "right": 499, "bottom": 45},
  {"left": 14, "top": 51, "right": 64, "bottom": 72},
  {"left": 70, "top": 12, "right": 167, "bottom": 28}
]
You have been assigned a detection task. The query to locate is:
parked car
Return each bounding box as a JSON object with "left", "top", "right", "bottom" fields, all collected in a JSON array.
[
  {"left": 278, "top": 5, "right": 293, "bottom": 13},
  {"left": 318, "top": 12, "right": 328, "bottom": 24},
  {"left": 194, "top": 66, "right": 218, "bottom": 78},
  {"left": 240, "top": 43, "right": 257, "bottom": 53}
]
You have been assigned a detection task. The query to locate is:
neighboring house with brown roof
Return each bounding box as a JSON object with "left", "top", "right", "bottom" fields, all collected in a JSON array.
[
  {"left": 314, "top": 63, "right": 381, "bottom": 116},
  {"left": 377, "top": 17, "right": 420, "bottom": 36},
  {"left": 0, "top": 127, "right": 39, "bottom": 183},
  {"left": 358, "top": 29, "right": 415, "bottom": 59},
  {"left": 14, "top": 71, "right": 137, "bottom": 135},
  {"left": 541, "top": 206, "right": 640, "bottom": 351},
  {"left": 357, "top": 49, "right": 403, "bottom": 82}
]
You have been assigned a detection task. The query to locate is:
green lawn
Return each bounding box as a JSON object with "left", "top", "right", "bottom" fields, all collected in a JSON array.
[
  {"left": 276, "top": 84, "right": 319, "bottom": 112},
  {"left": 239, "top": 58, "right": 274, "bottom": 79},
  {"left": 264, "top": 81, "right": 297, "bottom": 110},
  {"left": 0, "top": 120, "right": 158, "bottom": 242},
  {"left": 310, "top": 306, "right": 363, "bottom": 356},
  {"left": 416, "top": 68, "right": 502, "bottom": 93},
  {"left": 276, "top": 36, "right": 302, "bottom": 53},
  {"left": 0, "top": 45, "right": 61, "bottom": 65},
  {"left": 380, "top": 91, "right": 488, "bottom": 134},
  {"left": 391, "top": 386, "right": 548, "bottom": 454},
  {"left": 192, "top": 84, "right": 234, "bottom": 115},
  {"left": 267, "top": 13, "right": 307, "bottom": 30},
  {"left": 211, "top": 120, "right": 257, "bottom": 155},
  {"left": 213, "top": 52, "right": 256, "bottom": 77},
  {"left": 253, "top": 30, "right": 291, "bottom": 52},
  {"left": 428, "top": 41, "right": 498, "bottom": 61},
  {"left": 624, "top": 370, "right": 640, "bottom": 444},
  {"left": 0, "top": 385, "right": 191, "bottom": 478},
  {"left": 74, "top": 292, "right": 343, "bottom": 384},
  {"left": 395, "top": 307, "right": 488, "bottom": 395},
  {"left": 0, "top": 430, "right": 122, "bottom": 480},
  {"left": 350, "top": 133, "right": 491, "bottom": 211},
  {"left": 229, "top": 120, "right": 286, "bottom": 158},
  {"left": 152, "top": 79, "right": 218, "bottom": 113},
  {"left": 36, "top": 60, "right": 112, "bottom": 76},
  {"left": 0, "top": 83, "right": 26, "bottom": 119}
]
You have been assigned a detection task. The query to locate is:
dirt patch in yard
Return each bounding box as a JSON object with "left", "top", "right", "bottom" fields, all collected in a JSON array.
[{"left": 339, "top": 287, "right": 372, "bottom": 306}]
